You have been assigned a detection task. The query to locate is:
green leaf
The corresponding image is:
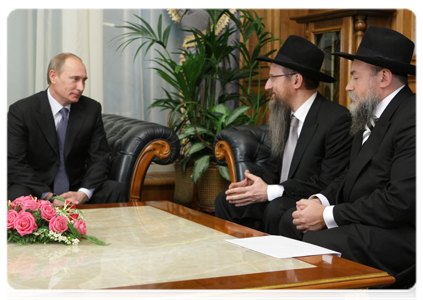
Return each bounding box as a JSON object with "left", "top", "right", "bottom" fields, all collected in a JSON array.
[
  {"left": 212, "top": 103, "right": 230, "bottom": 115},
  {"left": 188, "top": 142, "right": 207, "bottom": 156},
  {"left": 83, "top": 235, "right": 110, "bottom": 246},
  {"left": 192, "top": 155, "right": 211, "bottom": 184},
  {"left": 178, "top": 125, "right": 215, "bottom": 140},
  {"left": 224, "top": 106, "right": 251, "bottom": 127},
  {"left": 52, "top": 195, "right": 66, "bottom": 203},
  {"left": 218, "top": 165, "right": 231, "bottom": 181}
]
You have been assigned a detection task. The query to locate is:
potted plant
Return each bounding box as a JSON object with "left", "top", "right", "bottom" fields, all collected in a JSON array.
[{"left": 114, "top": 9, "right": 279, "bottom": 208}]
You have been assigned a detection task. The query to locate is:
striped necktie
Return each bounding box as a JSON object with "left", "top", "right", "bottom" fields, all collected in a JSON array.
[{"left": 362, "top": 116, "right": 378, "bottom": 145}]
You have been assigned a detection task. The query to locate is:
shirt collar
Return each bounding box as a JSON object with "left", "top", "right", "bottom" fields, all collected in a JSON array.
[
  {"left": 47, "top": 88, "right": 71, "bottom": 116},
  {"left": 292, "top": 91, "right": 317, "bottom": 123},
  {"left": 373, "top": 85, "right": 405, "bottom": 119}
]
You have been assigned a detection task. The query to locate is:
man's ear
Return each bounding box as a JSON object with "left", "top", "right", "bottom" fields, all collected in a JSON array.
[
  {"left": 49, "top": 70, "right": 56, "bottom": 84},
  {"left": 379, "top": 68, "right": 393, "bottom": 88},
  {"left": 293, "top": 73, "right": 303, "bottom": 89}
]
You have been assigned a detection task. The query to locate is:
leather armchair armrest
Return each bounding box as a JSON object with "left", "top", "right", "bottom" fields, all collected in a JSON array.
[
  {"left": 214, "top": 125, "right": 272, "bottom": 183},
  {"left": 102, "top": 114, "right": 180, "bottom": 202}
]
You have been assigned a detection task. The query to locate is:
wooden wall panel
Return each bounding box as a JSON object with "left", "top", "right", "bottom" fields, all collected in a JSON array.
[{"left": 247, "top": 8, "right": 416, "bottom": 111}]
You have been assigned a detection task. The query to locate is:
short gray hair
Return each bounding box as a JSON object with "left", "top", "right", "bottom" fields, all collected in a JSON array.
[
  {"left": 47, "top": 53, "right": 82, "bottom": 85},
  {"left": 369, "top": 64, "right": 408, "bottom": 85}
]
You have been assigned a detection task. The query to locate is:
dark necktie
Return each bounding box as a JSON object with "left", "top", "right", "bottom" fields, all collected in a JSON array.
[
  {"left": 54, "top": 108, "right": 70, "bottom": 195},
  {"left": 362, "top": 116, "right": 378, "bottom": 145},
  {"left": 280, "top": 115, "right": 299, "bottom": 183}
]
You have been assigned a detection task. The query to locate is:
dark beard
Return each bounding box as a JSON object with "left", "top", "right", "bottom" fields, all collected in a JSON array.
[
  {"left": 349, "top": 91, "right": 381, "bottom": 135},
  {"left": 269, "top": 99, "right": 290, "bottom": 157}
]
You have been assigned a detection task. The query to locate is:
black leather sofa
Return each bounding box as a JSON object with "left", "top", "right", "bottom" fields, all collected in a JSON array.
[{"left": 102, "top": 114, "right": 180, "bottom": 202}]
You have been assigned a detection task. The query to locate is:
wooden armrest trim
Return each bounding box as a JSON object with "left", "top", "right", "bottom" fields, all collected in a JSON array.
[
  {"left": 215, "top": 141, "right": 236, "bottom": 183},
  {"left": 129, "top": 140, "right": 171, "bottom": 202}
]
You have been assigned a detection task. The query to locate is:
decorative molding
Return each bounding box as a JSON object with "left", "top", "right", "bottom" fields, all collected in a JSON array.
[
  {"left": 215, "top": 141, "right": 236, "bottom": 183},
  {"left": 129, "top": 140, "right": 171, "bottom": 202},
  {"left": 290, "top": 9, "right": 396, "bottom": 23}
]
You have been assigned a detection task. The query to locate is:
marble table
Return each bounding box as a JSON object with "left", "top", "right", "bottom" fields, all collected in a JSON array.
[{"left": 7, "top": 201, "right": 395, "bottom": 289}]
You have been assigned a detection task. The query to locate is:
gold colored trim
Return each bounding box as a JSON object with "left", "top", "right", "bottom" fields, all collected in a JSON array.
[{"left": 247, "top": 272, "right": 391, "bottom": 289}]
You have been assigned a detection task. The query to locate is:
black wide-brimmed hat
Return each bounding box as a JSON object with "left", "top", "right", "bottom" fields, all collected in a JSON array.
[
  {"left": 255, "top": 35, "right": 336, "bottom": 83},
  {"left": 332, "top": 26, "right": 415, "bottom": 75}
]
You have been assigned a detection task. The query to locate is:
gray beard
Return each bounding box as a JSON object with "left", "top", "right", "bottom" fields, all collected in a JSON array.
[
  {"left": 269, "top": 99, "right": 290, "bottom": 157},
  {"left": 349, "top": 90, "right": 381, "bottom": 136}
]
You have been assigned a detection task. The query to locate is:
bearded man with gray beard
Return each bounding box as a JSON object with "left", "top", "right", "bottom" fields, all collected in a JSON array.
[
  {"left": 214, "top": 35, "right": 353, "bottom": 234},
  {"left": 280, "top": 26, "right": 416, "bottom": 289}
]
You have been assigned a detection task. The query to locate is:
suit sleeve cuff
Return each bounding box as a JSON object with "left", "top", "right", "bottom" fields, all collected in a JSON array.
[
  {"left": 267, "top": 185, "right": 284, "bottom": 201},
  {"left": 323, "top": 206, "right": 338, "bottom": 229},
  {"left": 78, "top": 188, "right": 94, "bottom": 200}
]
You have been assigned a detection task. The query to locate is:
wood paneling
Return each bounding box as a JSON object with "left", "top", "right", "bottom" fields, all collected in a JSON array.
[
  {"left": 248, "top": 9, "right": 416, "bottom": 110},
  {"left": 408, "top": 55, "right": 420, "bottom": 95},
  {"left": 140, "top": 172, "right": 175, "bottom": 201}
]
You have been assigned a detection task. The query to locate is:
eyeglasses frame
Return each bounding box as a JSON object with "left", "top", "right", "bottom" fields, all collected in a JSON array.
[{"left": 268, "top": 73, "right": 297, "bottom": 82}]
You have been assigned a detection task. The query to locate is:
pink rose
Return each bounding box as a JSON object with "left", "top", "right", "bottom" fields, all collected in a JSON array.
[
  {"left": 40, "top": 204, "right": 57, "bottom": 222},
  {"left": 14, "top": 211, "right": 38, "bottom": 236},
  {"left": 7, "top": 209, "right": 18, "bottom": 230},
  {"left": 19, "top": 198, "right": 39, "bottom": 212},
  {"left": 49, "top": 216, "right": 68, "bottom": 234},
  {"left": 37, "top": 200, "right": 51, "bottom": 207},
  {"left": 13, "top": 195, "right": 35, "bottom": 202},
  {"left": 10, "top": 198, "right": 24, "bottom": 210},
  {"left": 73, "top": 219, "right": 87, "bottom": 236}
]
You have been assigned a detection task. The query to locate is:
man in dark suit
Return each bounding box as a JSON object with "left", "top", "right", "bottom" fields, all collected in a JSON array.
[
  {"left": 214, "top": 36, "right": 353, "bottom": 234},
  {"left": 8, "top": 53, "right": 127, "bottom": 205},
  {"left": 279, "top": 27, "right": 415, "bottom": 288}
]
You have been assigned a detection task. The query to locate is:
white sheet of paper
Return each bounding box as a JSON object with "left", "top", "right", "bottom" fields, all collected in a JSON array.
[{"left": 225, "top": 235, "right": 341, "bottom": 259}]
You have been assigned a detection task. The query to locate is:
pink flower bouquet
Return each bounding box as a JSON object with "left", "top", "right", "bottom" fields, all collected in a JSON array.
[{"left": 7, "top": 195, "right": 108, "bottom": 246}]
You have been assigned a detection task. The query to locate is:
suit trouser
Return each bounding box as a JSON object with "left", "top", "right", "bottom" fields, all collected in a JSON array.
[
  {"left": 279, "top": 206, "right": 416, "bottom": 288},
  {"left": 8, "top": 179, "right": 128, "bottom": 203},
  {"left": 214, "top": 189, "right": 298, "bottom": 233}
]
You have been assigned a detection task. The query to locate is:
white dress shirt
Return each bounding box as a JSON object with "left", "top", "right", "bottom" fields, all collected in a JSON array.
[
  {"left": 318, "top": 85, "right": 405, "bottom": 228},
  {"left": 267, "top": 91, "right": 318, "bottom": 201}
]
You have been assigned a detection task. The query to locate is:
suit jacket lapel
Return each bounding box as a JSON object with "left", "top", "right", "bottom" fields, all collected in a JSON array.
[
  {"left": 287, "top": 93, "right": 322, "bottom": 178},
  {"left": 34, "top": 90, "right": 59, "bottom": 156},
  {"left": 349, "top": 131, "right": 363, "bottom": 162},
  {"left": 342, "top": 86, "right": 413, "bottom": 201},
  {"left": 65, "top": 101, "right": 85, "bottom": 158}
]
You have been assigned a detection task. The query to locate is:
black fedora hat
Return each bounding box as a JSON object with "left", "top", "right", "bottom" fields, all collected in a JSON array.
[
  {"left": 332, "top": 26, "right": 415, "bottom": 75},
  {"left": 255, "top": 35, "right": 336, "bottom": 83}
]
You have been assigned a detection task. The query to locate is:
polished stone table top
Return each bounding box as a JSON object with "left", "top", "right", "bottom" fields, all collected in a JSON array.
[{"left": 8, "top": 205, "right": 314, "bottom": 289}]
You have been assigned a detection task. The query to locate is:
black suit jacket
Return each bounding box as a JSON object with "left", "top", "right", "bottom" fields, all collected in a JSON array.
[
  {"left": 261, "top": 92, "right": 353, "bottom": 199},
  {"left": 8, "top": 90, "right": 111, "bottom": 198},
  {"left": 321, "top": 86, "right": 416, "bottom": 229}
]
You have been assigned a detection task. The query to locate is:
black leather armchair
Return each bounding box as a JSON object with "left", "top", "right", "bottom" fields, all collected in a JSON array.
[
  {"left": 214, "top": 125, "right": 273, "bottom": 183},
  {"left": 5, "top": 113, "right": 180, "bottom": 202},
  {"left": 102, "top": 114, "right": 180, "bottom": 202}
]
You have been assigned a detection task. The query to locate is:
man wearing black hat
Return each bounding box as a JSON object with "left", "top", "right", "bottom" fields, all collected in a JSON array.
[
  {"left": 214, "top": 35, "right": 353, "bottom": 234},
  {"left": 280, "top": 26, "right": 416, "bottom": 288}
]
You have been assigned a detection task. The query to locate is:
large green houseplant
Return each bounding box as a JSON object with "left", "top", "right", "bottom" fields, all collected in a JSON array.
[{"left": 114, "top": 9, "right": 279, "bottom": 183}]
